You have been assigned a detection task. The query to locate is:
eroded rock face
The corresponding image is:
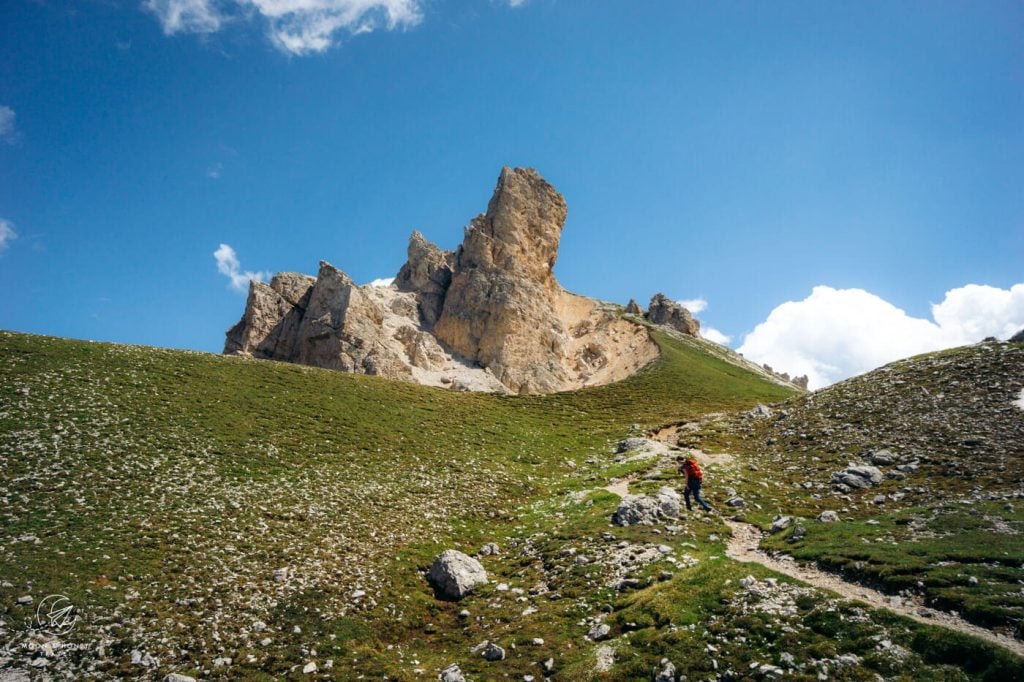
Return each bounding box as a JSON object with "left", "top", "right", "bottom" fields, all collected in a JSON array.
[
  {"left": 433, "top": 168, "right": 571, "bottom": 393},
  {"left": 624, "top": 299, "right": 643, "bottom": 315},
  {"left": 224, "top": 273, "right": 316, "bottom": 360},
  {"left": 224, "top": 167, "right": 659, "bottom": 394},
  {"left": 394, "top": 230, "right": 454, "bottom": 326},
  {"left": 646, "top": 293, "right": 700, "bottom": 336}
]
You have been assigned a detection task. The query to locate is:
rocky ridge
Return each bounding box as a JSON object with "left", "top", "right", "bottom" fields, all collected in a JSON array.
[{"left": 225, "top": 168, "right": 659, "bottom": 394}]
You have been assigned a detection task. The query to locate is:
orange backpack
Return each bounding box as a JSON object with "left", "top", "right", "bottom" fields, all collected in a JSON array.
[{"left": 683, "top": 459, "right": 703, "bottom": 483}]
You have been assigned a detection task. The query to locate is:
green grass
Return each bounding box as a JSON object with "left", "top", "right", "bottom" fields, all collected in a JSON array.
[
  {"left": 1, "top": 329, "right": 1019, "bottom": 679},
  {"left": 761, "top": 502, "right": 1024, "bottom": 634}
]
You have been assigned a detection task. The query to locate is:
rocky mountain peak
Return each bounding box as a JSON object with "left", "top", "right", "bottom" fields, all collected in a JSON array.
[
  {"left": 224, "top": 167, "right": 658, "bottom": 394},
  {"left": 456, "top": 166, "right": 567, "bottom": 282}
]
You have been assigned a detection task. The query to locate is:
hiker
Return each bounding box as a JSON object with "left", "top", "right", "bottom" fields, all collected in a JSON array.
[{"left": 677, "top": 455, "right": 711, "bottom": 512}]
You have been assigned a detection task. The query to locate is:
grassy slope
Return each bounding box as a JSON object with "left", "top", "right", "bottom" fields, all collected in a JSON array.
[
  {"left": 683, "top": 343, "right": 1024, "bottom": 639},
  {"left": 1, "top": 330, "right": 1019, "bottom": 680}
]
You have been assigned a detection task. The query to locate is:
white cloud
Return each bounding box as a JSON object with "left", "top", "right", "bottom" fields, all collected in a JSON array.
[
  {"left": 737, "top": 284, "right": 1024, "bottom": 390},
  {"left": 367, "top": 277, "right": 395, "bottom": 287},
  {"left": 144, "top": 0, "right": 423, "bottom": 54},
  {"left": 0, "top": 106, "right": 17, "bottom": 144},
  {"left": 677, "top": 298, "right": 707, "bottom": 315},
  {"left": 0, "top": 219, "right": 17, "bottom": 252},
  {"left": 207, "top": 161, "right": 223, "bottom": 179},
  {"left": 214, "top": 243, "right": 269, "bottom": 292},
  {"left": 507, "top": 0, "right": 528, "bottom": 6},
  {"left": 143, "top": 0, "right": 224, "bottom": 35},
  {"left": 701, "top": 326, "right": 731, "bottom": 345}
]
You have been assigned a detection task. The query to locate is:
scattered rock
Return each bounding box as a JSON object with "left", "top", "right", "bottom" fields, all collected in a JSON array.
[
  {"left": 870, "top": 449, "right": 897, "bottom": 465},
  {"left": 302, "top": 661, "right": 317, "bottom": 674},
  {"left": 15, "top": 595, "right": 32, "bottom": 605},
  {"left": 818, "top": 510, "right": 840, "bottom": 523},
  {"left": 725, "top": 496, "right": 746, "bottom": 508},
  {"left": 130, "top": 650, "right": 158, "bottom": 668},
  {"left": 769, "top": 515, "right": 792, "bottom": 533},
  {"left": 164, "top": 675, "right": 197, "bottom": 682},
  {"left": 439, "top": 663, "right": 466, "bottom": 682},
  {"left": 617, "top": 437, "right": 651, "bottom": 453},
  {"left": 750, "top": 404, "right": 773, "bottom": 418},
  {"left": 654, "top": 658, "right": 677, "bottom": 682},
  {"left": 478, "top": 542, "right": 500, "bottom": 557},
  {"left": 481, "top": 642, "right": 506, "bottom": 661},
  {"left": 427, "top": 550, "right": 488, "bottom": 600},
  {"left": 587, "top": 623, "right": 611, "bottom": 641},
  {"left": 272, "top": 567, "right": 289, "bottom": 582},
  {"left": 831, "top": 465, "right": 884, "bottom": 489}
]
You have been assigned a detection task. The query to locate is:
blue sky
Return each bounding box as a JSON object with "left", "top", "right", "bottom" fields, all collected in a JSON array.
[{"left": 1, "top": 1, "right": 1022, "bottom": 386}]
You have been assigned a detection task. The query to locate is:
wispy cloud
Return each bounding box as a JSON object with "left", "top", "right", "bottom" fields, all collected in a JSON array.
[
  {"left": 0, "top": 219, "right": 17, "bottom": 253},
  {"left": 214, "top": 243, "right": 269, "bottom": 292},
  {"left": 738, "top": 283, "right": 1024, "bottom": 389},
  {"left": 143, "top": 0, "right": 224, "bottom": 35},
  {"left": 367, "top": 277, "right": 395, "bottom": 287},
  {"left": 206, "top": 161, "right": 224, "bottom": 179},
  {"left": 0, "top": 106, "right": 18, "bottom": 144},
  {"left": 144, "top": 0, "right": 423, "bottom": 55}
]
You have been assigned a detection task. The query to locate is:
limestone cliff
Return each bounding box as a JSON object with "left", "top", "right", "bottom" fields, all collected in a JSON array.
[{"left": 224, "top": 167, "right": 660, "bottom": 394}]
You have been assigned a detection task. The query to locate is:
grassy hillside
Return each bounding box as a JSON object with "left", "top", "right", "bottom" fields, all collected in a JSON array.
[
  {"left": 678, "top": 341, "right": 1024, "bottom": 637},
  {"left": 1, "top": 330, "right": 1020, "bottom": 680}
]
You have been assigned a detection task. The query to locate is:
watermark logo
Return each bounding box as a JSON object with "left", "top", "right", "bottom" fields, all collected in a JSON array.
[{"left": 35, "top": 594, "right": 78, "bottom": 635}]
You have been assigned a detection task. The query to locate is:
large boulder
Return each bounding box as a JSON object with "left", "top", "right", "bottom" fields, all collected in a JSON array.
[
  {"left": 613, "top": 489, "right": 680, "bottom": 526},
  {"left": 427, "top": 550, "right": 488, "bottom": 601},
  {"left": 656, "top": 487, "right": 681, "bottom": 518},
  {"left": 646, "top": 293, "right": 700, "bottom": 336},
  {"left": 613, "top": 495, "right": 662, "bottom": 526},
  {"left": 831, "top": 464, "right": 884, "bottom": 489}
]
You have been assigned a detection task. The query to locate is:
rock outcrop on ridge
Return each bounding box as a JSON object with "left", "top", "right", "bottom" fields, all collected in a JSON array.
[
  {"left": 224, "top": 167, "right": 659, "bottom": 394},
  {"left": 646, "top": 293, "right": 700, "bottom": 337}
]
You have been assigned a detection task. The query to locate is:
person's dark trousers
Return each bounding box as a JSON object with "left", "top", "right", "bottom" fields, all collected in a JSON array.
[{"left": 685, "top": 479, "right": 711, "bottom": 511}]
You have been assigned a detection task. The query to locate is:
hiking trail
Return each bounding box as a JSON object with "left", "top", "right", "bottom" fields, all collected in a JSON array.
[
  {"left": 724, "top": 519, "right": 1024, "bottom": 658},
  {"left": 604, "top": 432, "right": 1024, "bottom": 658}
]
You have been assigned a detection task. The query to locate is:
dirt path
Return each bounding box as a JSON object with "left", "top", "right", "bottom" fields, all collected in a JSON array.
[
  {"left": 604, "top": 479, "right": 631, "bottom": 497},
  {"left": 725, "top": 520, "right": 1024, "bottom": 658}
]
